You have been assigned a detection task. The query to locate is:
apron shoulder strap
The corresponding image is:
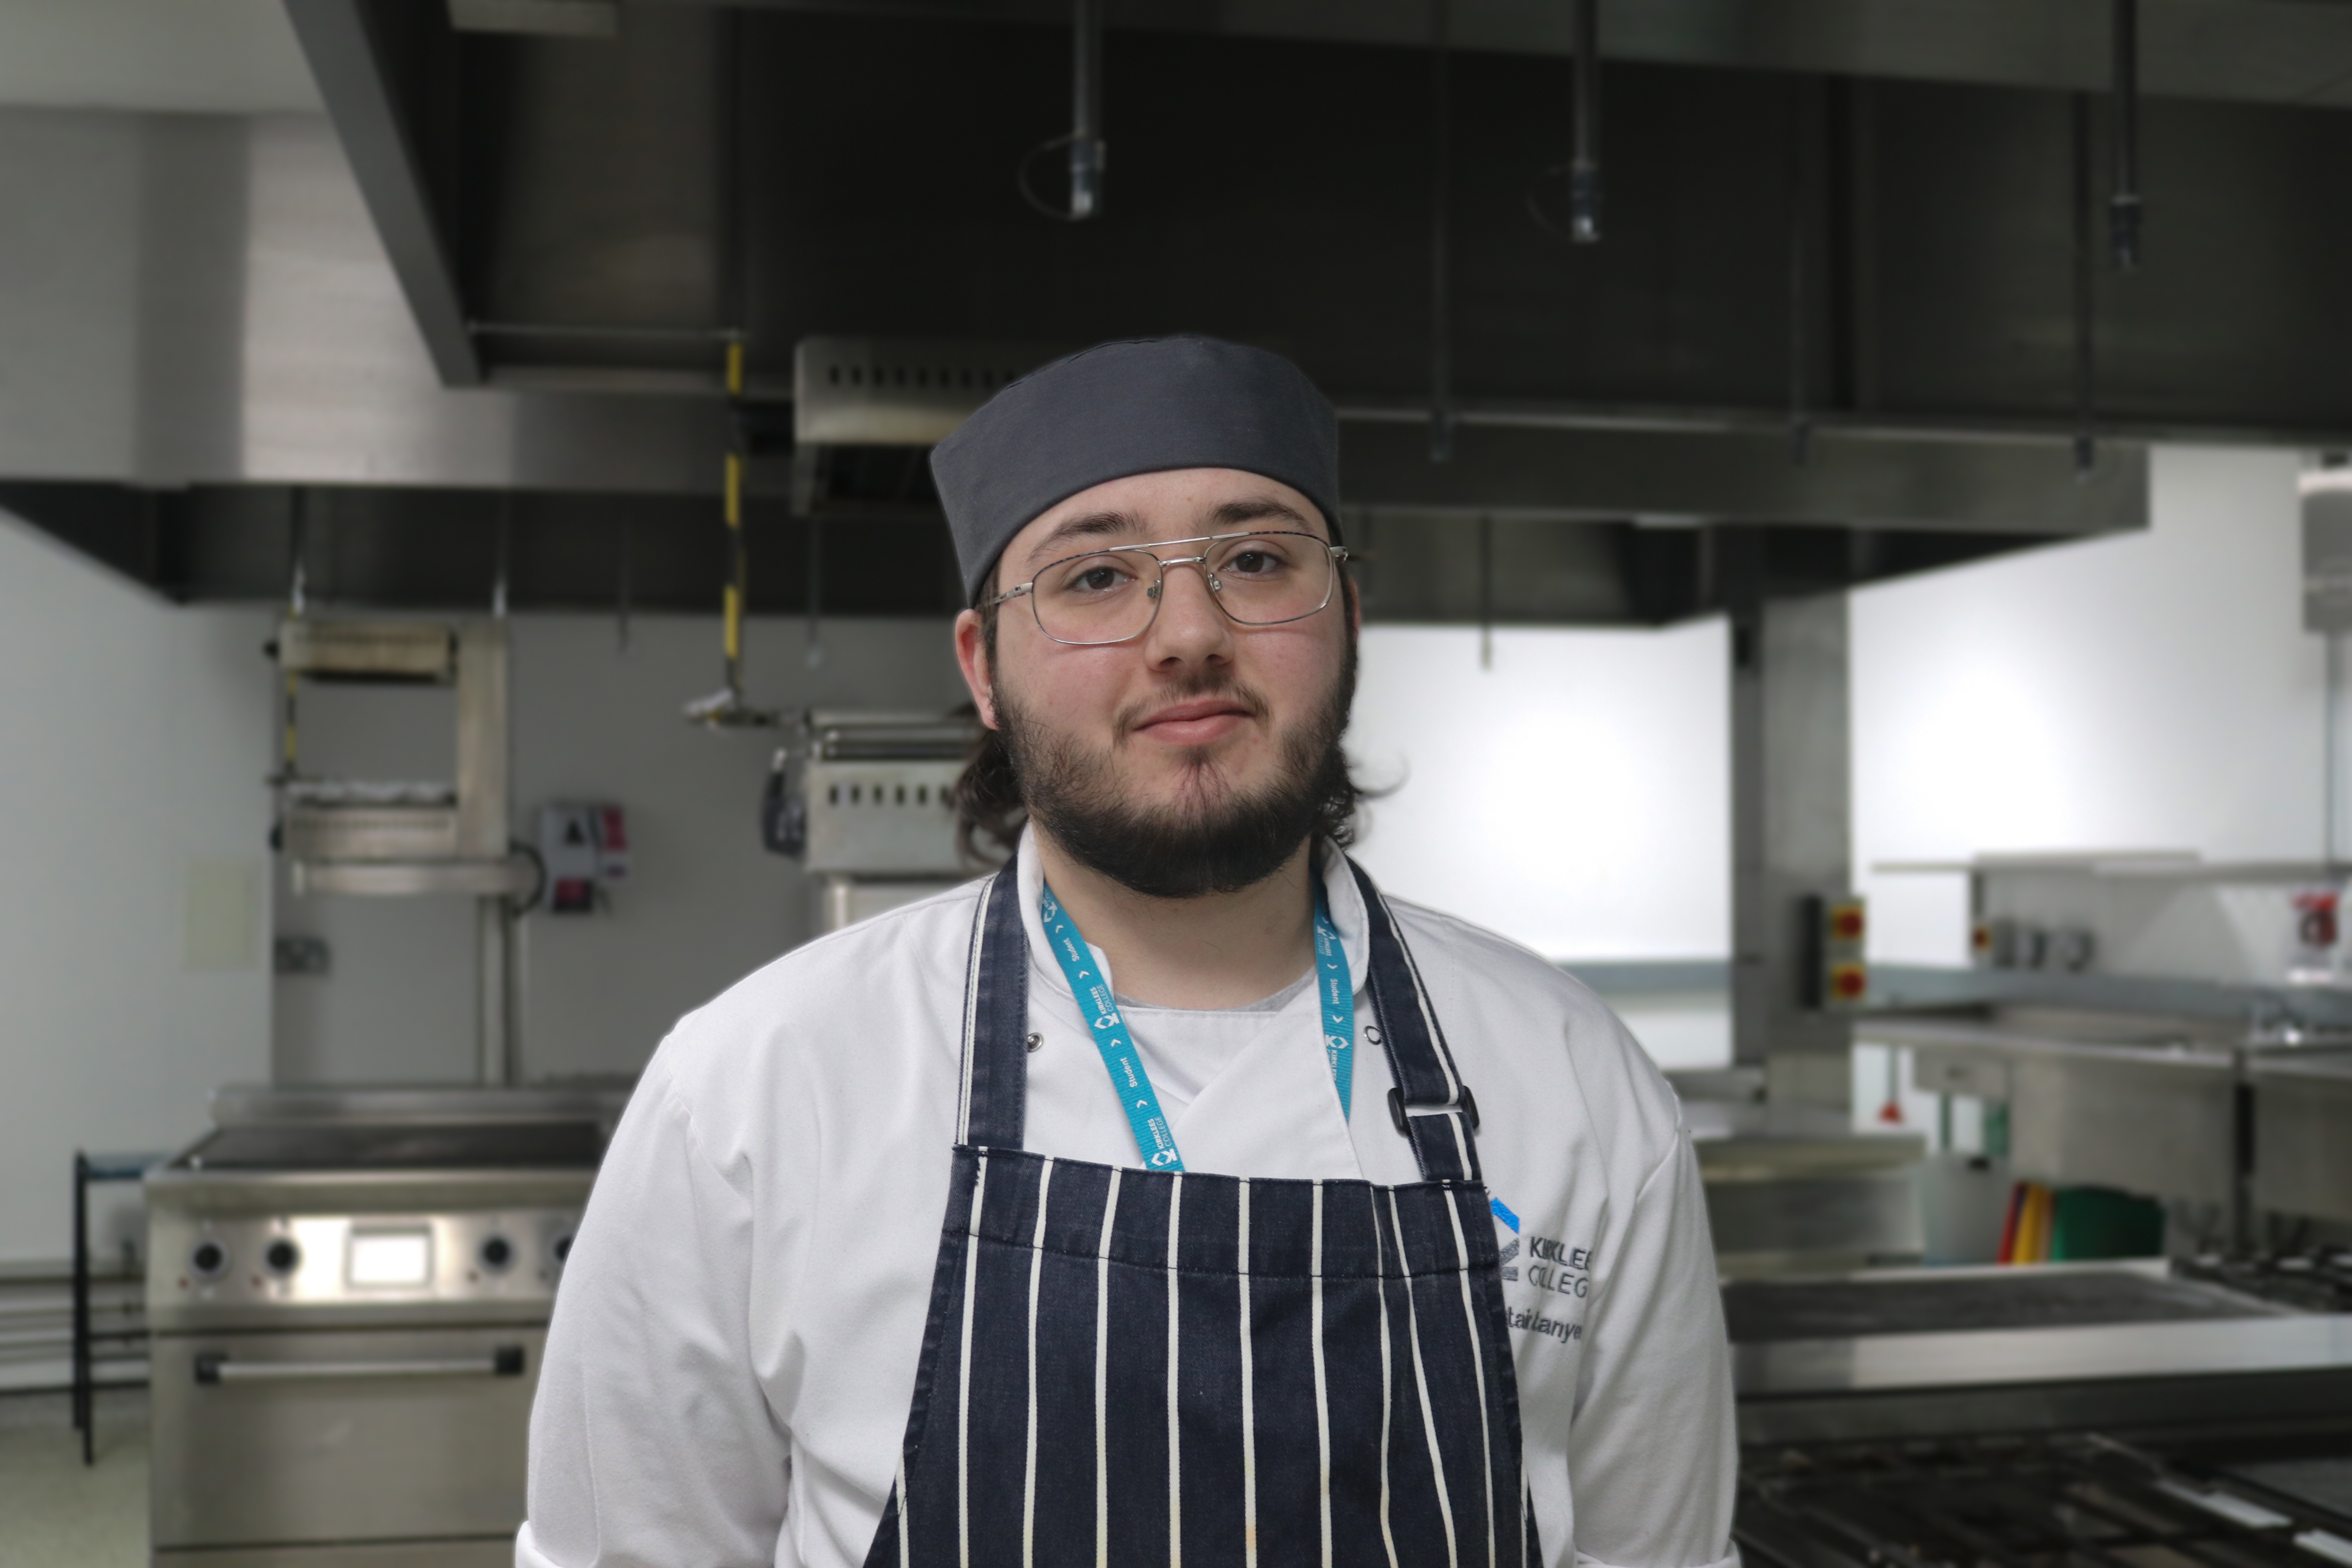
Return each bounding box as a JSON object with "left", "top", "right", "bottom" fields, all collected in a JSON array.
[
  {"left": 1345, "top": 856, "right": 1484, "bottom": 1184},
  {"left": 957, "top": 867, "right": 1030, "bottom": 1150}
]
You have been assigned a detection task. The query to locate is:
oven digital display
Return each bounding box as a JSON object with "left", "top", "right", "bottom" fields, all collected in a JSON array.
[{"left": 347, "top": 1229, "right": 432, "bottom": 1287}]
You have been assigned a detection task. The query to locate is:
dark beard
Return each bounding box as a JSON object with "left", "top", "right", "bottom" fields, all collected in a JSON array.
[{"left": 995, "top": 645, "right": 1357, "bottom": 900}]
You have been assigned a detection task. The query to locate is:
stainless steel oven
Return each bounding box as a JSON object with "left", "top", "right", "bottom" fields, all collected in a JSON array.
[{"left": 145, "top": 1089, "right": 614, "bottom": 1568}]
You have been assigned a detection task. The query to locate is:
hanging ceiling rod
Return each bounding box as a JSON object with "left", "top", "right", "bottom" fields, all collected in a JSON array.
[
  {"left": 1570, "top": 0, "right": 1602, "bottom": 244},
  {"left": 1020, "top": 0, "right": 1107, "bottom": 221},
  {"left": 2111, "top": 0, "right": 2142, "bottom": 272}
]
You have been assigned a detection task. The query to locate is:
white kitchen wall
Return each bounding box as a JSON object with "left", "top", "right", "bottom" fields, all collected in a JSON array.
[
  {"left": 1349, "top": 620, "right": 1732, "bottom": 959},
  {"left": 1853, "top": 445, "right": 2318, "bottom": 965},
  {"left": 1348, "top": 620, "right": 1735, "bottom": 1069},
  {"left": 0, "top": 513, "right": 272, "bottom": 1267},
  {"left": 275, "top": 615, "right": 971, "bottom": 1084}
]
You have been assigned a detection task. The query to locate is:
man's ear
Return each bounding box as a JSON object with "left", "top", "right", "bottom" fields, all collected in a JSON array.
[{"left": 953, "top": 608, "right": 999, "bottom": 729}]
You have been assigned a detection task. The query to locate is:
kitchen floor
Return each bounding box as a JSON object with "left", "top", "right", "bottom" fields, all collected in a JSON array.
[{"left": 0, "top": 1390, "right": 146, "bottom": 1568}]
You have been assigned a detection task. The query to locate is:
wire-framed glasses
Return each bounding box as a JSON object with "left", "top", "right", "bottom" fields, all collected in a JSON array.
[{"left": 988, "top": 531, "right": 1350, "bottom": 646}]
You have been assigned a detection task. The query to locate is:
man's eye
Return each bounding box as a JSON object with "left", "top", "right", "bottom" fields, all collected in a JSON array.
[
  {"left": 1053, "top": 559, "right": 1133, "bottom": 595},
  {"left": 1226, "top": 549, "right": 1286, "bottom": 576}
]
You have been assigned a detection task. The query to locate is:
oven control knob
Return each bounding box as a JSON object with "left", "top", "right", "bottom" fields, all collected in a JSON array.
[
  {"left": 550, "top": 1232, "right": 574, "bottom": 1266},
  {"left": 188, "top": 1240, "right": 228, "bottom": 1279},
  {"left": 479, "top": 1235, "right": 514, "bottom": 1271},
  {"left": 263, "top": 1239, "right": 301, "bottom": 1275}
]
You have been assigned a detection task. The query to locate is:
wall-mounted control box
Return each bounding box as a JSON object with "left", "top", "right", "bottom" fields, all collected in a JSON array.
[{"left": 537, "top": 803, "right": 629, "bottom": 914}]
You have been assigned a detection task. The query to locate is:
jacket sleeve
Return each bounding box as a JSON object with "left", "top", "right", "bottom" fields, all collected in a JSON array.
[
  {"left": 1566, "top": 1131, "right": 1739, "bottom": 1568},
  {"left": 517, "top": 1054, "right": 793, "bottom": 1568}
]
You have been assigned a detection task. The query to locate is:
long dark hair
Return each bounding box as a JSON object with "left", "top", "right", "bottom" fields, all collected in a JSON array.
[{"left": 951, "top": 574, "right": 1367, "bottom": 866}]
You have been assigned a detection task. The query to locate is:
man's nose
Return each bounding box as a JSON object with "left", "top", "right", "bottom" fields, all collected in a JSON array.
[{"left": 1142, "top": 560, "right": 1233, "bottom": 666}]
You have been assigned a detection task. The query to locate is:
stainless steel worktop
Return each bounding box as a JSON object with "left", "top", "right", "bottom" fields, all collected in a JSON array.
[
  {"left": 1727, "top": 1260, "right": 2352, "bottom": 1444},
  {"left": 1724, "top": 1259, "right": 2289, "bottom": 1341},
  {"left": 1737, "top": 1305, "right": 2352, "bottom": 1396},
  {"left": 208, "top": 1081, "right": 633, "bottom": 1135}
]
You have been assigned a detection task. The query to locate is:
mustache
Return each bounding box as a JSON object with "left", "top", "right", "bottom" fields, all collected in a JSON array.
[{"left": 1111, "top": 669, "right": 1270, "bottom": 741}]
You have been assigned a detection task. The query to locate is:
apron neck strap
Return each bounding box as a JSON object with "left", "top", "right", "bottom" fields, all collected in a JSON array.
[
  {"left": 957, "top": 867, "right": 1031, "bottom": 1149},
  {"left": 1344, "top": 856, "right": 1482, "bottom": 1184},
  {"left": 955, "top": 853, "right": 1484, "bottom": 1185}
]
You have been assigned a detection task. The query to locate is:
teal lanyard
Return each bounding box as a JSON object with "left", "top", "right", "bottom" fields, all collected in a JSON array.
[{"left": 1038, "top": 878, "right": 1357, "bottom": 1173}]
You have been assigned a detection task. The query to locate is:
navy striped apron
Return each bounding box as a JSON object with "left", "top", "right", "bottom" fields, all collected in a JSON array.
[{"left": 863, "top": 858, "right": 1538, "bottom": 1567}]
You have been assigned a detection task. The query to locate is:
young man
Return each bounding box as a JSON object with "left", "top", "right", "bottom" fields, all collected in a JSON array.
[{"left": 519, "top": 337, "right": 1736, "bottom": 1568}]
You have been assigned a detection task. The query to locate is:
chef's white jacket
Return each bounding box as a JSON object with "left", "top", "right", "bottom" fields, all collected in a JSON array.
[{"left": 519, "top": 834, "right": 1739, "bottom": 1568}]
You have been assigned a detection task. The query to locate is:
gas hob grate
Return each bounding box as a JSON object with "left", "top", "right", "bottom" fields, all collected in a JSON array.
[{"left": 1736, "top": 1433, "right": 2352, "bottom": 1568}]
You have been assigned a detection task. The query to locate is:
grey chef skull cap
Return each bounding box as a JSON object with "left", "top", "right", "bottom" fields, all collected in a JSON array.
[{"left": 930, "top": 335, "right": 1342, "bottom": 605}]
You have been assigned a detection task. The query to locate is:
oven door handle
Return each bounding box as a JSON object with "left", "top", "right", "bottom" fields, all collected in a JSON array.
[{"left": 192, "top": 1346, "right": 526, "bottom": 1385}]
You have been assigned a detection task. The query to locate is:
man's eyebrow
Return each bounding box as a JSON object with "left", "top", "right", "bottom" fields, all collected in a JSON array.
[
  {"left": 1023, "top": 496, "right": 1313, "bottom": 569},
  {"left": 1033, "top": 509, "right": 1144, "bottom": 556},
  {"left": 1209, "top": 497, "right": 1312, "bottom": 531}
]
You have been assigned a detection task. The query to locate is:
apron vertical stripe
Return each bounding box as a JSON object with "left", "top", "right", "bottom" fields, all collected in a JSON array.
[
  {"left": 1166, "top": 1173, "right": 1184, "bottom": 1568},
  {"left": 1387, "top": 1189, "right": 1461, "bottom": 1568},
  {"left": 1096, "top": 1167, "right": 1123, "bottom": 1568},
  {"left": 1443, "top": 1190, "right": 1497, "bottom": 1568},
  {"left": 958, "top": 1155, "right": 990, "bottom": 1568},
  {"left": 1237, "top": 1179, "right": 1258, "bottom": 1568},
  {"left": 1022, "top": 1159, "right": 1056, "bottom": 1568},
  {"left": 898, "top": 1458, "right": 911, "bottom": 1568},
  {"left": 1310, "top": 1181, "right": 1332, "bottom": 1568},
  {"left": 1371, "top": 1187, "right": 1399, "bottom": 1568}
]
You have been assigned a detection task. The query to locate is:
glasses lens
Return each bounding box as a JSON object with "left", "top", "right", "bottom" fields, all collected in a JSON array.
[
  {"left": 1206, "top": 534, "right": 1334, "bottom": 625},
  {"left": 1032, "top": 548, "right": 1163, "bottom": 644}
]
